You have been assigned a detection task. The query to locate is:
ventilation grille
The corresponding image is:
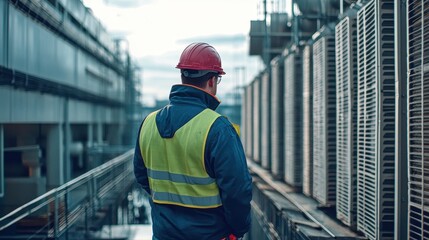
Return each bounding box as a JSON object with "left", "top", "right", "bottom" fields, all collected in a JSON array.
[
  {"left": 261, "top": 72, "right": 271, "bottom": 169},
  {"left": 335, "top": 15, "right": 358, "bottom": 228},
  {"left": 284, "top": 47, "right": 304, "bottom": 187},
  {"left": 252, "top": 77, "right": 261, "bottom": 163},
  {"left": 244, "top": 84, "right": 253, "bottom": 158},
  {"left": 408, "top": 0, "right": 429, "bottom": 239},
  {"left": 312, "top": 31, "right": 337, "bottom": 206},
  {"left": 302, "top": 44, "right": 314, "bottom": 197},
  {"left": 270, "top": 56, "right": 285, "bottom": 179},
  {"left": 356, "top": 1, "right": 395, "bottom": 239}
]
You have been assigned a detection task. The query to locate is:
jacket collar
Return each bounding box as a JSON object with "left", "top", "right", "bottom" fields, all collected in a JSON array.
[{"left": 169, "top": 84, "right": 220, "bottom": 110}]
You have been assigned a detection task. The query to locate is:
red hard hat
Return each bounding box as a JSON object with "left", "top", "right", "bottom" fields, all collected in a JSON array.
[{"left": 176, "top": 42, "right": 226, "bottom": 75}]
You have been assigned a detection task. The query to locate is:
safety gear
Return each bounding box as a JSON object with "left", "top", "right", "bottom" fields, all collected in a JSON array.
[
  {"left": 221, "top": 234, "right": 242, "bottom": 240},
  {"left": 176, "top": 42, "right": 226, "bottom": 75},
  {"left": 139, "top": 108, "right": 222, "bottom": 209}
]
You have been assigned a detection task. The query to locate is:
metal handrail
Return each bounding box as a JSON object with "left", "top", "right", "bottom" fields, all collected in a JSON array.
[{"left": 0, "top": 149, "right": 134, "bottom": 238}]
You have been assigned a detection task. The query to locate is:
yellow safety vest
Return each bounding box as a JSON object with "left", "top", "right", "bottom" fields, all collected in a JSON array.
[{"left": 139, "top": 109, "right": 222, "bottom": 209}]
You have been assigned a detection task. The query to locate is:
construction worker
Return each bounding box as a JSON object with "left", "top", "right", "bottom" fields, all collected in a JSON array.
[{"left": 133, "top": 42, "right": 252, "bottom": 240}]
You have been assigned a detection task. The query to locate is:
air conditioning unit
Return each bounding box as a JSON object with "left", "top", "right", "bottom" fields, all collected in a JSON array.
[
  {"left": 335, "top": 7, "right": 359, "bottom": 229},
  {"left": 270, "top": 56, "right": 285, "bottom": 179},
  {"left": 302, "top": 43, "right": 314, "bottom": 197},
  {"left": 252, "top": 76, "right": 262, "bottom": 164},
  {"left": 312, "top": 24, "right": 337, "bottom": 207},
  {"left": 284, "top": 46, "right": 304, "bottom": 188},
  {"left": 243, "top": 84, "right": 252, "bottom": 158},
  {"left": 260, "top": 71, "right": 271, "bottom": 170},
  {"left": 407, "top": 0, "right": 429, "bottom": 239},
  {"left": 356, "top": 0, "right": 396, "bottom": 239}
]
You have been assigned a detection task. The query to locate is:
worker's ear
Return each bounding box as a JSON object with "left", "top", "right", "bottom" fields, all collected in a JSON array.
[{"left": 208, "top": 76, "right": 215, "bottom": 87}]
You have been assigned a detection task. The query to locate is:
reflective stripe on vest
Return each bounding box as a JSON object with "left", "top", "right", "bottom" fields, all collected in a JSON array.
[{"left": 139, "top": 109, "right": 222, "bottom": 208}]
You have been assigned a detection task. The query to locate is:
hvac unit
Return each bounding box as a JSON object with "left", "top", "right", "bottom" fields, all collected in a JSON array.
[
  {"left": 356, "top": 0, "right": 395, "bottom": 239},
  {"left": 335, "top": 7, "right": 359, "bottom": 229},
  {"left": 407, "top": 0, "right": 429, "bottom": 239},
  {"left": 302, "top": 43, "right": 314, "bottom": 197},
  {"left": 260, "top": 71, "right": 271, "bottom": 170},
  {"left": 312, "top": 24, "right": 337, "bottom": 206},
  {"left": 284, "top": 46, "right": 304, "bottom": 188},
  {"left": 243, "top": 84, "right": 253, "bottom": 158},
  {"left": 252, "top": 76, "right": 262, "bottom": 164},
  {"left": 270, "top": 56, "right": 285, "bottom": 179}
]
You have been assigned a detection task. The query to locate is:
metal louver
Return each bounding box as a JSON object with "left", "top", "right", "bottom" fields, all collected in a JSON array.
[
  {"left": 243, "top": 84, "right": 253, "bottom": 158},
  {"left": 270, "top": 56, "right": 285, "bottom": 179},
  {"left": 302, "top": 44, "right": 313, "bottom": 197},
  {"left": 261, "top": 72, "right": 271, "bottom": 170},
  {"left": 284, "top": 46, "right": 304, "bottom": 188},
  {"left": 407, "top": 0, "right": 429, "bottom": 239},
  {"left": 252, "top": 77, "right": 261, "bottom": 163},
  {"left": 356, "top": 0, "right": 395, "bottom": 239},
  {"left": 335, "top": 12, "right": 358, "bottom": 229},
  {"left": 312, "top": 25, "right": 337, "bottom": 206}
]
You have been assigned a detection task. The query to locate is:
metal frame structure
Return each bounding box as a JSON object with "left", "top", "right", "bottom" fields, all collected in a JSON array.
[
  {"left": 270, "top": 56, "right": 285, "bottom": 179},
  {"left": 335, "top": 9, "right": 359, "bottom": 229},
  {"left": 261, "top": 71, "right": 271, "bottom": 170},
  {"left": 312, "top": 25, "right": 337, "bottom": 207},
  {"left": 407, "top": 0, "right": 429, "bottom": 239},
  {"left": 302, "top": 43, "right": 313, "bottom": 197},
  {"left": 284, "top": 45, "right": 304, "bottom": 188},
  {"left": 356, "top": 0, "right": 396, "bottom": 239}
]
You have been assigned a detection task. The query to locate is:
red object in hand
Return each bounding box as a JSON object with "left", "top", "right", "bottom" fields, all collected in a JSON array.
[{"left": 228, "top": 234, "right": 237, "bottom": 240}]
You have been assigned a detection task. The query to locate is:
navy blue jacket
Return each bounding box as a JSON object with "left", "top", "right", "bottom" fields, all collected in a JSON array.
[{"left": 133, "top": 84, "right": 252, "bottom": 240}]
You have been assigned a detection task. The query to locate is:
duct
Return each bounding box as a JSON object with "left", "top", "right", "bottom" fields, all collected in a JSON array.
[{"left": 295, "top": 0, "right": 341, "bottom": 16}]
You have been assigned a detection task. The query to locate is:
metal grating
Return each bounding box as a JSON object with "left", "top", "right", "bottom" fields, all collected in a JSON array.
[
  {"left": 270, "top": 56, "right": 285, "bottom": 179},
  {"left": 261, "top": 72, "right": 271, "bottom": 170},
  {"left": 356, "top": 0, "right": 395, "bottom": 239},
  {"left": 252, "top": 77, "right": 261, "bottom": 163},
  {"left": 302, "top": 44, "right": 313, "bottom": 197},
  {"left": 407, "top": 0, "right": 429, "bottom": 239},
  {"left": 335, "top": 14, "right": 358, "bottom": 229},
  {"left": 243, "top": 84, "right": 252, "bottom": 158},
  {"left": 284, "top": 46, "right": 304, "bottom": 188},
  {"left": 312, "top": 27, "right": 337, "bottom": 206}
]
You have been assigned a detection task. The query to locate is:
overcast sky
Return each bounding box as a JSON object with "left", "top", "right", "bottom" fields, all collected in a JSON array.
[{"left": 82, "top": 0, "right": 265, "bottom": 106}]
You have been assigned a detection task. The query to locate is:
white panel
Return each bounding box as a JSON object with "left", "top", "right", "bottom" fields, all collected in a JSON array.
[
  {"left": 407, "top": 0, "right": 429, "bottom": 239},
  {"left": 9, "top": 7, "right": 27, "bottom": 72},
  {"left": 356, "top": 0, "right": 395, "bottom": 239},
  {"left": 10, "top": 88, "right": 27, "bottom": 122},
  {"left": 38, "top": 26, "right": 56, "bottom": 80},
  {"left": 302, "top": 45, "right": 313, "bottom": 196},
  {"left": 27, "top": 20, "right": 40, "bottom": 76},
  {"left": 312, "top": 29, "right": 337, "bottom": 207},
  {"left": 2, "top": 88, "right": 62, "bottom": 123},
  {"left": 260, "top": 72, "right": 271, "bottom": 169},
  {"left": 270, "top": 57, "right": 284, "bottom": 178},
  {"left": 246, "top": 84, "right": 253, "bottom": 158},
  {"left": 284, "top": 47, "right": 304, "bottom": 187},
  {"left": 55, "top": 39, "right": 76, "bottom": 85},
  {"left": 0, "top": 0, "right": 6, "bottom": 66},
  {"left": 335, "top": 14, "right": 358, "bottom": 228},
  {"left": 0, "top": 87, "right": 11, "bottom": 122},
  {"left": 252, "top": 78, "right": 261, "bottom": 163}
]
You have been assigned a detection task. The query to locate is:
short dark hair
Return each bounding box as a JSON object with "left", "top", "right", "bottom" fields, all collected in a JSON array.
[{"left": 181, "top": 69, "right": 218, "bottom": 88}]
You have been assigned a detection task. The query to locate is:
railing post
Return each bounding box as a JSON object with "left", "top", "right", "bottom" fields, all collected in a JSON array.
[{"left": 54, "top": 191, "right": 59, "bottom": 238}]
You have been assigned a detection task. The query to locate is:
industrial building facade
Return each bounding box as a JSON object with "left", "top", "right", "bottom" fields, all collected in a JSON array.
[{"left": 0, "top": 0, "right": 142, "bottom": 235}]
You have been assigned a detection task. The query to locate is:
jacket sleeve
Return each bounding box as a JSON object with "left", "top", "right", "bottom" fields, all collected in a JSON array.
[
  {"left": 133, "top": 121, "right": 151, "bottom": 195},
  {"left": 205, "top": 117, "right": 252, "bottom": 237}
]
